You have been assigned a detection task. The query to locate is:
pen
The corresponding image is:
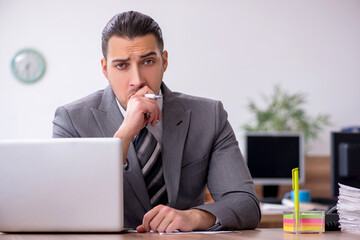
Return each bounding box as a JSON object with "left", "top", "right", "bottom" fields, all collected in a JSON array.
[
  {"left": 292, "top": 167, "right": 299, "bottom": 232},
  {"left": 144, "top": 94, "right": 162, "bottom": 99}
]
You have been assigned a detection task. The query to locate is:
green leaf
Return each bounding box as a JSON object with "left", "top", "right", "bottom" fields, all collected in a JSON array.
[{"left": 241, "top": 84, "right": 331, "bottom": 153}]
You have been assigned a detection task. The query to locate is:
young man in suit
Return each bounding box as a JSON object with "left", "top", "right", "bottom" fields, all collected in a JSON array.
[{"left": 53, "top": 11, "right": 261, "bottom": 233}]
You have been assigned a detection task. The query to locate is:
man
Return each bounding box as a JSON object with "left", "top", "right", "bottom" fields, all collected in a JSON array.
[{"left": 53, "top": 11, "right": 261, "bottom": 233}]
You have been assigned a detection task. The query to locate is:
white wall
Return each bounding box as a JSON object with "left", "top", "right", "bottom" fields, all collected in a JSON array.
[{"left": 1, "top": 0, "right": 359, "bottom": 156}]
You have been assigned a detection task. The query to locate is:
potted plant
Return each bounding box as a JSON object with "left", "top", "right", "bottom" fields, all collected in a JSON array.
[{"left": 242, "top": 85, "right": 331, "bottom": 152}]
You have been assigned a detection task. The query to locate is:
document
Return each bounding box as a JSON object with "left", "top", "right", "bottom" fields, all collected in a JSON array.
[
  {"left": 337, "top": 183, "right": 360, "bottom": 234},
  {"left": 158, "top": 230, "right": 232, "bottom": 235},
  {"left": 126, "top": 229, "right": 233, "bottom": 234}
]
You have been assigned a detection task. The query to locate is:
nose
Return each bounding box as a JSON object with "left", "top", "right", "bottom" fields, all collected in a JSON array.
[{"left": 129, "top": 65, "right": 145, "bottom": 88}]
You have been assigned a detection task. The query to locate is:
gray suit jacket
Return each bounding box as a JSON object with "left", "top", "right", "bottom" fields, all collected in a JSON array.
[{"left": 52, "top": 83, "right": 261, "bottom": 230}]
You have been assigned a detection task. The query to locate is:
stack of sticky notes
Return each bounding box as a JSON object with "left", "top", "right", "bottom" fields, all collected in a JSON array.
[
  {"left": 299, "top": 211, "right": 325, "bottom": 233},
  {"left": 283, "top": 211, "right": 325, "bottom": 233},
  {"left": 283, "top": 212, "right": 296, "bottom": 232}
]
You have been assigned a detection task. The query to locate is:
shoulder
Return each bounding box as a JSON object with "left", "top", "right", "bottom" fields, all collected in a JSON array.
[
  {"left": 165, "top": 83, "right": 219, "bottom": 106},
  {"left": 54, "top": 86, "right": 113, "bottom": 124},
  {"left": 61, "top": 88, "right": 105, "bottom": 112},
  {"left": 169, "top": 91, "right": 225, "bottom": 115},
  {"left": 52, "top": 86, "right": 113, "bottom": 137},
  {"left": 172, "top": 91, "right": 217, "bottom": 105},
  {"left": 162, "top": 82, "right": 221, "bottom": 109}
]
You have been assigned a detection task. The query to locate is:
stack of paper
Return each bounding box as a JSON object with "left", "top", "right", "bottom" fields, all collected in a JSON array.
[{"left": 337, "top": 183, "right": 360, "bottom": 234}]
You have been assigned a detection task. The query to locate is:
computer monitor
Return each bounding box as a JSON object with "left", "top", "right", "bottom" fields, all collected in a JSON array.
[
  {"left": 331, "top": 132, "right": 360, "bottom": 197},
  {"left": 244, "top": 132, "right": 305, "bottom": 200}
]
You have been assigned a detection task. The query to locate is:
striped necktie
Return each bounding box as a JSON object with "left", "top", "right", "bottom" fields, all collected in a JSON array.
[{"left": 133, "top": 127, "right": 168, "bottom": 207}]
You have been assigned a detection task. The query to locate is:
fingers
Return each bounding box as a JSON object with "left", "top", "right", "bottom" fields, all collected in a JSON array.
[
  {"left": 137, "top": 207, "right": 216, "bottom": 233},
  {"left": 152, "top": 208, "right": 174, "bottom": 233},
  {"left": 130, "top": 95, "right": 160, "bottom": 127},
  {"left": 139, "top": 205, "right": 192, "bottom": 233},
  {"left": 165, "top": 217, "right": 181, "bottom": 233},
  {"left": 159, "top": 212, "right": 177, "bottom": 233},
  {"left": 141, "top": 205, "right": 162, "bottom": 232},
  {"left": 129, "top": 86, "right": 161, "bottom": 127},
  {"left": 121, "top": 87, "right": 161, "bottom": 138},
  {"left": 136, "top": 225, "right": 146, "bottom": 233}
]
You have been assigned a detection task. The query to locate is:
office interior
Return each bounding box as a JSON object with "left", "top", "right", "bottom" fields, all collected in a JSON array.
[{"left": 1, "top": 0, "right": 360, "bottom": 231}]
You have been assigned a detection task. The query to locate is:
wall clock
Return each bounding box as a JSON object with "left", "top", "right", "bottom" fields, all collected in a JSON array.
[{"left": 11, "top": 48, "right": 46, "bottom": 83}]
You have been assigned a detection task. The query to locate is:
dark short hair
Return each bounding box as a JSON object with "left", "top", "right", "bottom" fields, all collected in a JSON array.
[{"left": 101, "top": 11, "right": 164, "bottom": 59}]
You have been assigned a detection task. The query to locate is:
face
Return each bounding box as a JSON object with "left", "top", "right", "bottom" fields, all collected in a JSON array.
[{"left": 101, "top": 34, "right": 168, "bottom": 110}]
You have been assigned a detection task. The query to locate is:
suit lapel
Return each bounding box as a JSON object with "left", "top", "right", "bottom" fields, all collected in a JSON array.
[
  {"left": 90, "top": 85, "right": 151, "bottom": 211},
  {"left": 162, "top": 83, "right": 191, "bottom": 207},
  {"left": 90, "top": 86, "right": 122, "bottom": 137}
]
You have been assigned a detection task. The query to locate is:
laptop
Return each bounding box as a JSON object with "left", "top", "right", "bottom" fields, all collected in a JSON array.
[{"left": 0, "top": 138, "right": 124, "bottom": 232}]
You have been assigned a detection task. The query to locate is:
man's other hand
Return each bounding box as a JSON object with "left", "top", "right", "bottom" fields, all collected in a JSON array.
[{"left": 136, "top": 205, "right": 216, "bottom": 233}]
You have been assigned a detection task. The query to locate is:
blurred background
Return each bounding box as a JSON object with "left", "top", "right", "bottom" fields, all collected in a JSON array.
[{"left": 1, "top": 0, "right": 359, "bottom": 156}]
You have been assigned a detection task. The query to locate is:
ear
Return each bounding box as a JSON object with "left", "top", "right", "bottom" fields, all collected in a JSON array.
[
  {"left": 161, "top": 50, "right": 168, "bottom": 72},
  {"left": 101, "top": 58, "right": 108, "bottom": 78}
]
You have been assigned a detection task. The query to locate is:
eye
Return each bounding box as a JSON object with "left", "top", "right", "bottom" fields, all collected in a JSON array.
[
  {"left": 143, "top": 59, "right": 154, "bottom": 65},
  {"left": 115, "top": 63, "right": 128, "bottom": 69}
]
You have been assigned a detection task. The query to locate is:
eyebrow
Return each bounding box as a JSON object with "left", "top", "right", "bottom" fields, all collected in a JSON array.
[
  {"left": 111, "top": 51, "right": 157, "bottom": 63},
  {"left": 140, "top": 51, "right": 157, "bottom": 58}
]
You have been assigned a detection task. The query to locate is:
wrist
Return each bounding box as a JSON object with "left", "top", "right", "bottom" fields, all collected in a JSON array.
[
  {"left": 113, "top": 125, "right": 133, "bottom": 165},
  {"left": 113, "top": 125, "right": 132, "bottom": 143},
  {"left": 187, "top": 209, "right": 216, "bottom": 230}
]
